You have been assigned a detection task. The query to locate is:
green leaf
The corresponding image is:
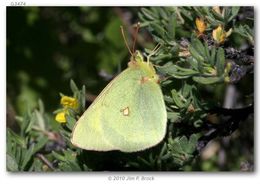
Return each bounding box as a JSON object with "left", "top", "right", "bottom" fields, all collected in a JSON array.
[
  {"left": 25, "top": 111, "right": 36, "bottom": 133},
  {"left": 189, "top": 45, "right": 204, "bottom": 63},
  {"left": 20, "top": 112, "right": 31, "bottom": 136},
  {"left": 193, "top": 7, "right": 204, "bottom": 18},
  {"left": 181, "top": 82, "right": 192, "bottom": 97},
  {"left": 81, "top": 85, "right": 86, "bottom": 110},
  {"left": 32, "top": 136, "right": 48, "bottom": 154},
  {"left": 141, "top": 8, "right": 158, "bottom": 20},
  {"left": 191, "top": 38, "right": 206, "bottom": 58},
  {"left": 63, "top": 149, "right": 77, "bottom": 162},
  {"left": 234, "top": 25, "right": 254, "bottom": 45},
  {"left": 6, "top": 131, "right": 13, "bottom": 154},
  {"left": 66, "top": 115, "right": 76, "bottom": 131},
  {"left": 65, "top": 162, "right": 82, "bottom": 171},
  {"left": 228, "top": 7, "right": 240, "bottom": 22},
  {"left": 52, "top": 151, "right": 67, "bottom": 162},
  {"left": 52, "top": 149, "right": 83, "bottom": 171},
  {"left": 211, "top": 10, "right": 224, "bottom": 22},
  {"left": 150, "top": 22, "right": 166, "bottom": 38},
  {"left": 185, "top": 134, "right": 200, "bottom": 153},
  {"left": 167, "top": 13, "right": 177, "bottom": 40},
  {"left": 167, "top": 112, "right": 180, "bottom": 123},
  {"left": 167, "top": 134, "right": 200, "bottom": 166},
  {"left": 21, "top": 144, "right": 34, "bottom": 170},
  {"left": 35, "top": 110, "right": 46, "bottom": 131},
  {"left": 7, "top": 129, "right": 26, "bottom": 148},
  {"left": 31, "top": 158, "right": 43, "bottom": 171},
  {"left": 7, "top": 154, "right": 19, "bottom": 171},
  {"left": 205, "top": 15, "right": 222, "bottom": 27},
  {"left": 174, "top": 65, "right": 199, "bottom": 76},
  {"left": 171, "top": 90, "right": 185, "bottom": 108},
  {"left": 38, "top": 99, "right": 45, "bottom": 114},
  {"left": 157, "top": 63, "right": 198, "bottom": 79},
  {"left": 209, "top": 47, "right": 216, "bottom": 66},
  {"left": 70, "top": 79, "right": 79, "bottom": 93},
  {"left": 193, "top": 76, "right": 223, "bottom": 84},
  {"left": 187, "top": 57, "right": 199, "bottom": 71},
  {"left": 158, "top": 7, "right": 168, "bottom": 20},
  {"left": 216, "top": 47, "right": 225, "bottom": 75},
  {"left": 179, "top": 7, "right": 193, "bottom": 21}
]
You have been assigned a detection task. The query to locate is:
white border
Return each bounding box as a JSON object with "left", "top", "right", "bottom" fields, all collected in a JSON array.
[
  {"left": 1, "top": 1, "right": 259, "bottom": 186},
  {"left": 1, "top": 0, "right": 258, "bottom": 6}
]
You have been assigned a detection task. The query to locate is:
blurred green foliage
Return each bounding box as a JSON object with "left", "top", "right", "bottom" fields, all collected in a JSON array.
[
  {"left": 7, "top": 7, "right": 130, "bottom": 114},
  {"left": 7, "top": 7, "right": 254, "bottom": 171}
]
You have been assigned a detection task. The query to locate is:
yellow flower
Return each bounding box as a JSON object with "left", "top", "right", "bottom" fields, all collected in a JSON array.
[
  {"left": 212, "top": 25, "right": 225, "bottom": 44},
  {"left": 60, "top": 95, "right": 78, "bottom": 109},
  {"left": 212, "top": 25, "right": 232, "bottom": 44},
  {"left": 55, "top": 111, "right": 67, "bottom": 123},
  {"left": 195, "top": 18, "right": 206, "bottom": 34},
  {"left": 55, "top": 95, "right": 78, "bottom": 124}
]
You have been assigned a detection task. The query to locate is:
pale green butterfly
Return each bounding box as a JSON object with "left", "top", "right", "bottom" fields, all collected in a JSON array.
[{"left": 71, "top": 24, "right": 167, "bottom": 152}]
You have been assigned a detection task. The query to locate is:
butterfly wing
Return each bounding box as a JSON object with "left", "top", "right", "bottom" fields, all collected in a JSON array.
[
  {"left": 71, "top": 67, "right": 167, "bottom": 152},
  {"left": 70, "top": 98, "right": 115, "bottom": 151},
  {"left": 71, "top": 68, "right": 139, "bottom": 151},
  {"left": 100, "top": 68, "right": 167, "bottom": 152},
  {"left": 70, "top": 71, "right": 128, "bottom": 151}
]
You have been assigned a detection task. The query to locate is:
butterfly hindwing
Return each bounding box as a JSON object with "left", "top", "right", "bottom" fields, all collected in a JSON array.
[
  {"left": 100, "top": 68, "right": 167, "bottom": 152},
  {"left": 71, "top": 60, "right": 167, "bottom": 152}
]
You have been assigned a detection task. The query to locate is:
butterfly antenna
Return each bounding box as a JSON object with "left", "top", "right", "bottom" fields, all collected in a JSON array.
[
  {"left": 120, "top": 26, "right": 133, "bottom": 56},
  {"left": 147, "top": 43, "right": 161, "bottom": 64},
  {"left": 132, "top": 22, "right": 140, "bottom": 53}
]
